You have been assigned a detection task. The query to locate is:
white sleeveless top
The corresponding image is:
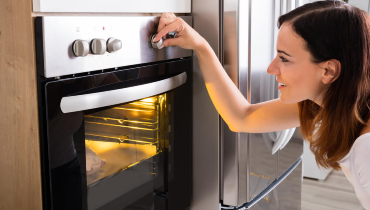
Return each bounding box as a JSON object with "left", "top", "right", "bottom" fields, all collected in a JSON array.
[{"left": 338, "top": 132, "right": 370, "bottom": 209}]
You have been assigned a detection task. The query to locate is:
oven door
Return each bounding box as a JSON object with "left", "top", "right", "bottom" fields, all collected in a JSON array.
[{"left": 38, "top": 59, "right": 192, "bottom": 210}]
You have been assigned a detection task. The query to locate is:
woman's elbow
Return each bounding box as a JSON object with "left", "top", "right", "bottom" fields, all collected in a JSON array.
[{"left": 228, "top": 124, "right": 243, "bottom": 132}]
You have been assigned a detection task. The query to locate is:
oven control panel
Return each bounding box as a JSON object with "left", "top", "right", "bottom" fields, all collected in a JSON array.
[
  {"left": 36, "top": 16, "right": 192, "bottom": 78},
  {"left": 73, "top": 38, "right": 123, "bottom": 57}
]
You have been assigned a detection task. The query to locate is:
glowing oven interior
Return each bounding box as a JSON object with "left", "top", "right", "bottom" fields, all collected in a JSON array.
[{"left": 84, "top": 94, "right": 168, "bottom": 186}]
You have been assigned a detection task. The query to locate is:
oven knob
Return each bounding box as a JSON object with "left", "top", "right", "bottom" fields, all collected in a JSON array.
[
  {"left": 72, "top": 40, "right": 89, "bottom": 57},
  {"left": 107, "top": 38, "right": 122, "bottom": 53},
  {"left": 150, "top": 34, "right": 164, "bottom": 49},
  {"left": 91, "top": 39, "right": 107, "bottom": 55}
]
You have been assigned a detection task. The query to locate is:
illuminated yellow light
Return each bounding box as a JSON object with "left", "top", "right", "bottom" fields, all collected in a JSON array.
[
  {"left": 85, "top": 133, "right": 128, "bottom": 139},
  {"left": 85, "top": 141, "right": 120, "bottom": 153},
  {"left": 85, "top": 140, "right": 157, "bottom": 156},
  {"left": 250, "top": 172, "right": 262, "bottom": 178},
  {"left": 86, "top": 138, "right": 152, "bottom": 145},
  {"left": 85, "top": 115, "right": 157, "bottom": 125},
  {"left": 85, "top": 121, "right": 157, "bottom": 131},
  {"left": 86, "top": 133, "right": 154, "bottom": 144},
  {"left": 113, "top": 107, "right": 155, "bottom": 112},
  {"left": 265, "top": 197, "right": 269, "bottom": 203},
  {"left": 250, "top": 172, "right": 271, "bottom": 179},
  {"left": 129, "top": 102, "right": 156, "bottom": 107},
  {"left": 141, "top": 137, "right": 157, "bottom": 140},
  {"left": 140, "top": 97, "right": 157, "bottom": 103}
]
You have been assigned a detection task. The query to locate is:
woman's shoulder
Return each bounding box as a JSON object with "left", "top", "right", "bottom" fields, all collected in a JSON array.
[
  {"left": 352, "top": 133, "right": 370, "bottom": 166},
  {"left": 339, "top": 133, "right": 370, "bottom": 163},
  {"left": 353, "top": 133, "right": 370, "bottom": 152}
]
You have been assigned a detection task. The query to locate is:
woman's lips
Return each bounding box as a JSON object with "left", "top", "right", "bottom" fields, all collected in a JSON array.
[
  {"left": 278, "top": 85, "right": 286, "bottom": 90},
  {"left": 278, "top": 82, "right": 287, "bottom": 90}
]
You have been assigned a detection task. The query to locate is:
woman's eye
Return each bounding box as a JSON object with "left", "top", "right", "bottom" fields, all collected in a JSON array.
[{"left": 279, "top": 56, "right": 289, "bottom": 62}]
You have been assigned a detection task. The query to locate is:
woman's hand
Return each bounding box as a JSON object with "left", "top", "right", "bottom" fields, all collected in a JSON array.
[{"left": 154, "top": 12, "right": 207, "bottom": 51}]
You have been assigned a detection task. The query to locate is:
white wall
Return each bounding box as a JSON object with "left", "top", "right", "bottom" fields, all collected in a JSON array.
[{"left": 348, "top": 0, "right": 370, "bottom": 12}]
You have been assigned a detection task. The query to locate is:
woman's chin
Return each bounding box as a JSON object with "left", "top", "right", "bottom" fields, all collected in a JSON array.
[{"left": 279, "top": 95, "right": 300, "bottom": 104}]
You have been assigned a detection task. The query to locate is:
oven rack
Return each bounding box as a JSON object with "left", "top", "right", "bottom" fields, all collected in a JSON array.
[{"left": 85, "top": 132, "right": 157, "bottom": 145}]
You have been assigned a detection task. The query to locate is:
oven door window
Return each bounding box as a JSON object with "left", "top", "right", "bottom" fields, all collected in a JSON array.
[
  {"left": 82, "top": 94, "right": 169, "bottom": 209},
  {"left": 42, "top": 59, "right": 192, "bottom": 210}
]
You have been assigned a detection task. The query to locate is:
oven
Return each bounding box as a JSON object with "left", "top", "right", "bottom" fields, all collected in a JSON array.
[{"left": 35, "top": 16, "right": 192, "bottom": 210}]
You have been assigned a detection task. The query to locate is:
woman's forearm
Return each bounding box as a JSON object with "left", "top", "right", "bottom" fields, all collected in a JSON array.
[{"left": 194, "top": 42, "right": 251, "bottom": 131}]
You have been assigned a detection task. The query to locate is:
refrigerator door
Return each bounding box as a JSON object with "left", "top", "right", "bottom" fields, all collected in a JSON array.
[
  {"left": 222, "top": 0, "right": 277, "bottom": 206},
  {"left": 220, "top": 158, "right": 302, "bottom": 210},
  {"left": 221, "top": 0, "right": 301, "bottom": 207},
  {"left": 248, "top": 160, "right": 302, "bottom": 210},
  {"left": 277, "top": 0, "right": 305, "bottom": 178}
]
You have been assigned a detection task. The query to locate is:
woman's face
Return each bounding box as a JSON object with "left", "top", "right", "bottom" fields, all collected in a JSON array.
[{"left": 267, "top": 23, "right": 325, "bottom": 104}]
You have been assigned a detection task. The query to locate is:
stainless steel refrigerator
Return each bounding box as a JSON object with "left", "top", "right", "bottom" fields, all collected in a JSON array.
[{"left": 191, "top": 0, "right": 305, "bottom": 209}]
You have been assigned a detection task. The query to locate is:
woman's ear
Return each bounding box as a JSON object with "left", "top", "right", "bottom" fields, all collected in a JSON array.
[{"left": 321, "top": 59, "right": 341, "bottom": 84}]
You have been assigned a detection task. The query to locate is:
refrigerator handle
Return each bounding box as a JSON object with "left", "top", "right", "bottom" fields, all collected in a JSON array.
[
  {"left": 279, "top": 127, "right": 296, "bottom": 150},
  {"left": 220, "top": 158, "right": 302, "bottom": 210},
  {"left": 271, "top": 128, "right": 296, "bottom": 154}
]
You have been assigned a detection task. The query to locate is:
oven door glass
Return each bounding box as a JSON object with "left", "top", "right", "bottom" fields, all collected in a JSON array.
[
  {"left": 83, "top": 94, "right": 169, "bottom": 210},
  {"left": 39, "top": 59, "right": 192, "bottom": 210}
]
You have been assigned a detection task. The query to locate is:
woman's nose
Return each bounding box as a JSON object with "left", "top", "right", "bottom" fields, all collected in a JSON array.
[{"left": 267, "top": 57, "right": 280, "bottom": 76}]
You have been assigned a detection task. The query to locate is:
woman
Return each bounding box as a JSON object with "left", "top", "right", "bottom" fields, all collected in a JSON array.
[{"left": 154, "top": 0, "right": 370, "bottom": 208}]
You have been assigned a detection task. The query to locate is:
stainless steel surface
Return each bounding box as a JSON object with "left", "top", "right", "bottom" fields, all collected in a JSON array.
[
  {"left": 40, "top": 16, "right": 192, "bottom": 78},
  {"left": 222, "top": 0, "right": 303, "bottom": 207},
  {"left": 91, "top": 38, "right": 107, "bottom": 55},
  {"left": 219, "top": 158, "right": 302, "bottom": 210},
  {"left": 249, "top": 160, "right": 302, "bottom": 210},
  {"left": 106, "top": 37, "right": 122, "bottom": 52},
  {"left": 278, "top": 128, "right": 304, "bottom": 177},
  {"left": 247, "top": 158, "right": 302, "bottom": 210},
  {"left": 222, "top": 0, "right": 278, "bottom": 206},
  {"left": 222, "top": 0, "right": 251, "bottom": 205},
  {"left": 190, "top": 0, "right": 220, "bottom": 209},
  {"left": 150, "top": 34, "right": 163, "bottom": 49},
  {"left": 248, "top": 0, "right": 279, "bottom": 203},
  {"left": 72, "top": 39, "right": 89, "bottom": 57},
  {"left": 192, "top": 0, "right": 304, "bottom": 209},
  {"left": 275, "top": 161, "right": 302, "bottom": 210},
  {"left": 60, "top": 72, "right": 187, "bottom": 113}
]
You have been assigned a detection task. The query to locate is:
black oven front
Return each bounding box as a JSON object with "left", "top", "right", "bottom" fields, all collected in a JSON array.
[
  {"left": 37, "top": 60, "right": 192, "bottom": 210},
  {"left": 35, "top": 16, "right": 193, "bottom": 210}
]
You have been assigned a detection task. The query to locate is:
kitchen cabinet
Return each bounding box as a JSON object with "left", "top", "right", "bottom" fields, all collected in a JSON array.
[{"left": 0, "top": 0, "right": 42, "bottom": 209}]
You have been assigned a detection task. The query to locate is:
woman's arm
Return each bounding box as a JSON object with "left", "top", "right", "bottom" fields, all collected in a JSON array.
[{"left": 155, "top": 13, "right": 300, "bottom": 133}]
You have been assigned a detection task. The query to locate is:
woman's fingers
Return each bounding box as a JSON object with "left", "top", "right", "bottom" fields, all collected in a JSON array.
[
  {"left": 157, "top": 17, "right": 178, "bottom": 35},
  {"left": 154, "top": 18, "right": 185, "bottom": 42},
  {"left": 154, "top": 12, "right": 206, "bottom": 50},
  {"left": 156, "top": 12, "right": 177, "bottom": 37}
]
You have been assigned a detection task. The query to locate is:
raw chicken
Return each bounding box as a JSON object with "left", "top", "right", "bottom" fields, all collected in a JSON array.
[{"left": 85, "top": 144, "right": 106, "bottom": 175}]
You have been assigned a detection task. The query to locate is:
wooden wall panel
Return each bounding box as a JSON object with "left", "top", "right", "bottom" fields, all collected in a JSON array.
[{"left": 0, "top": 0, "right": 42, "bottom": 209}]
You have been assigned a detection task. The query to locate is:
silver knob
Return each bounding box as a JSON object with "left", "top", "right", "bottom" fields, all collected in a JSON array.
[
  {"left": 73, "top": 40, "right": 89, "bottom": 57},
  {"left": 91, "top": 39, "right": 107, "bottom": 55},
  {"left": 151, "top": 34, "right": 163, "bottom": 49},
  {"left": 107, "top": 38, "right": 122, "bottom": 53}
]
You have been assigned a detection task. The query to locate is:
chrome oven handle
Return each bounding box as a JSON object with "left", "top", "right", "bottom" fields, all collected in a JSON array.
[{"left": 60, "top": 72, "right": 187, "bottom": 113}]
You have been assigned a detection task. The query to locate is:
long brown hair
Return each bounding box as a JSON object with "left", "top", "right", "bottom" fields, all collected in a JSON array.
[{"left": 278, "top": 0, "right": 370, "bottom": 169}]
